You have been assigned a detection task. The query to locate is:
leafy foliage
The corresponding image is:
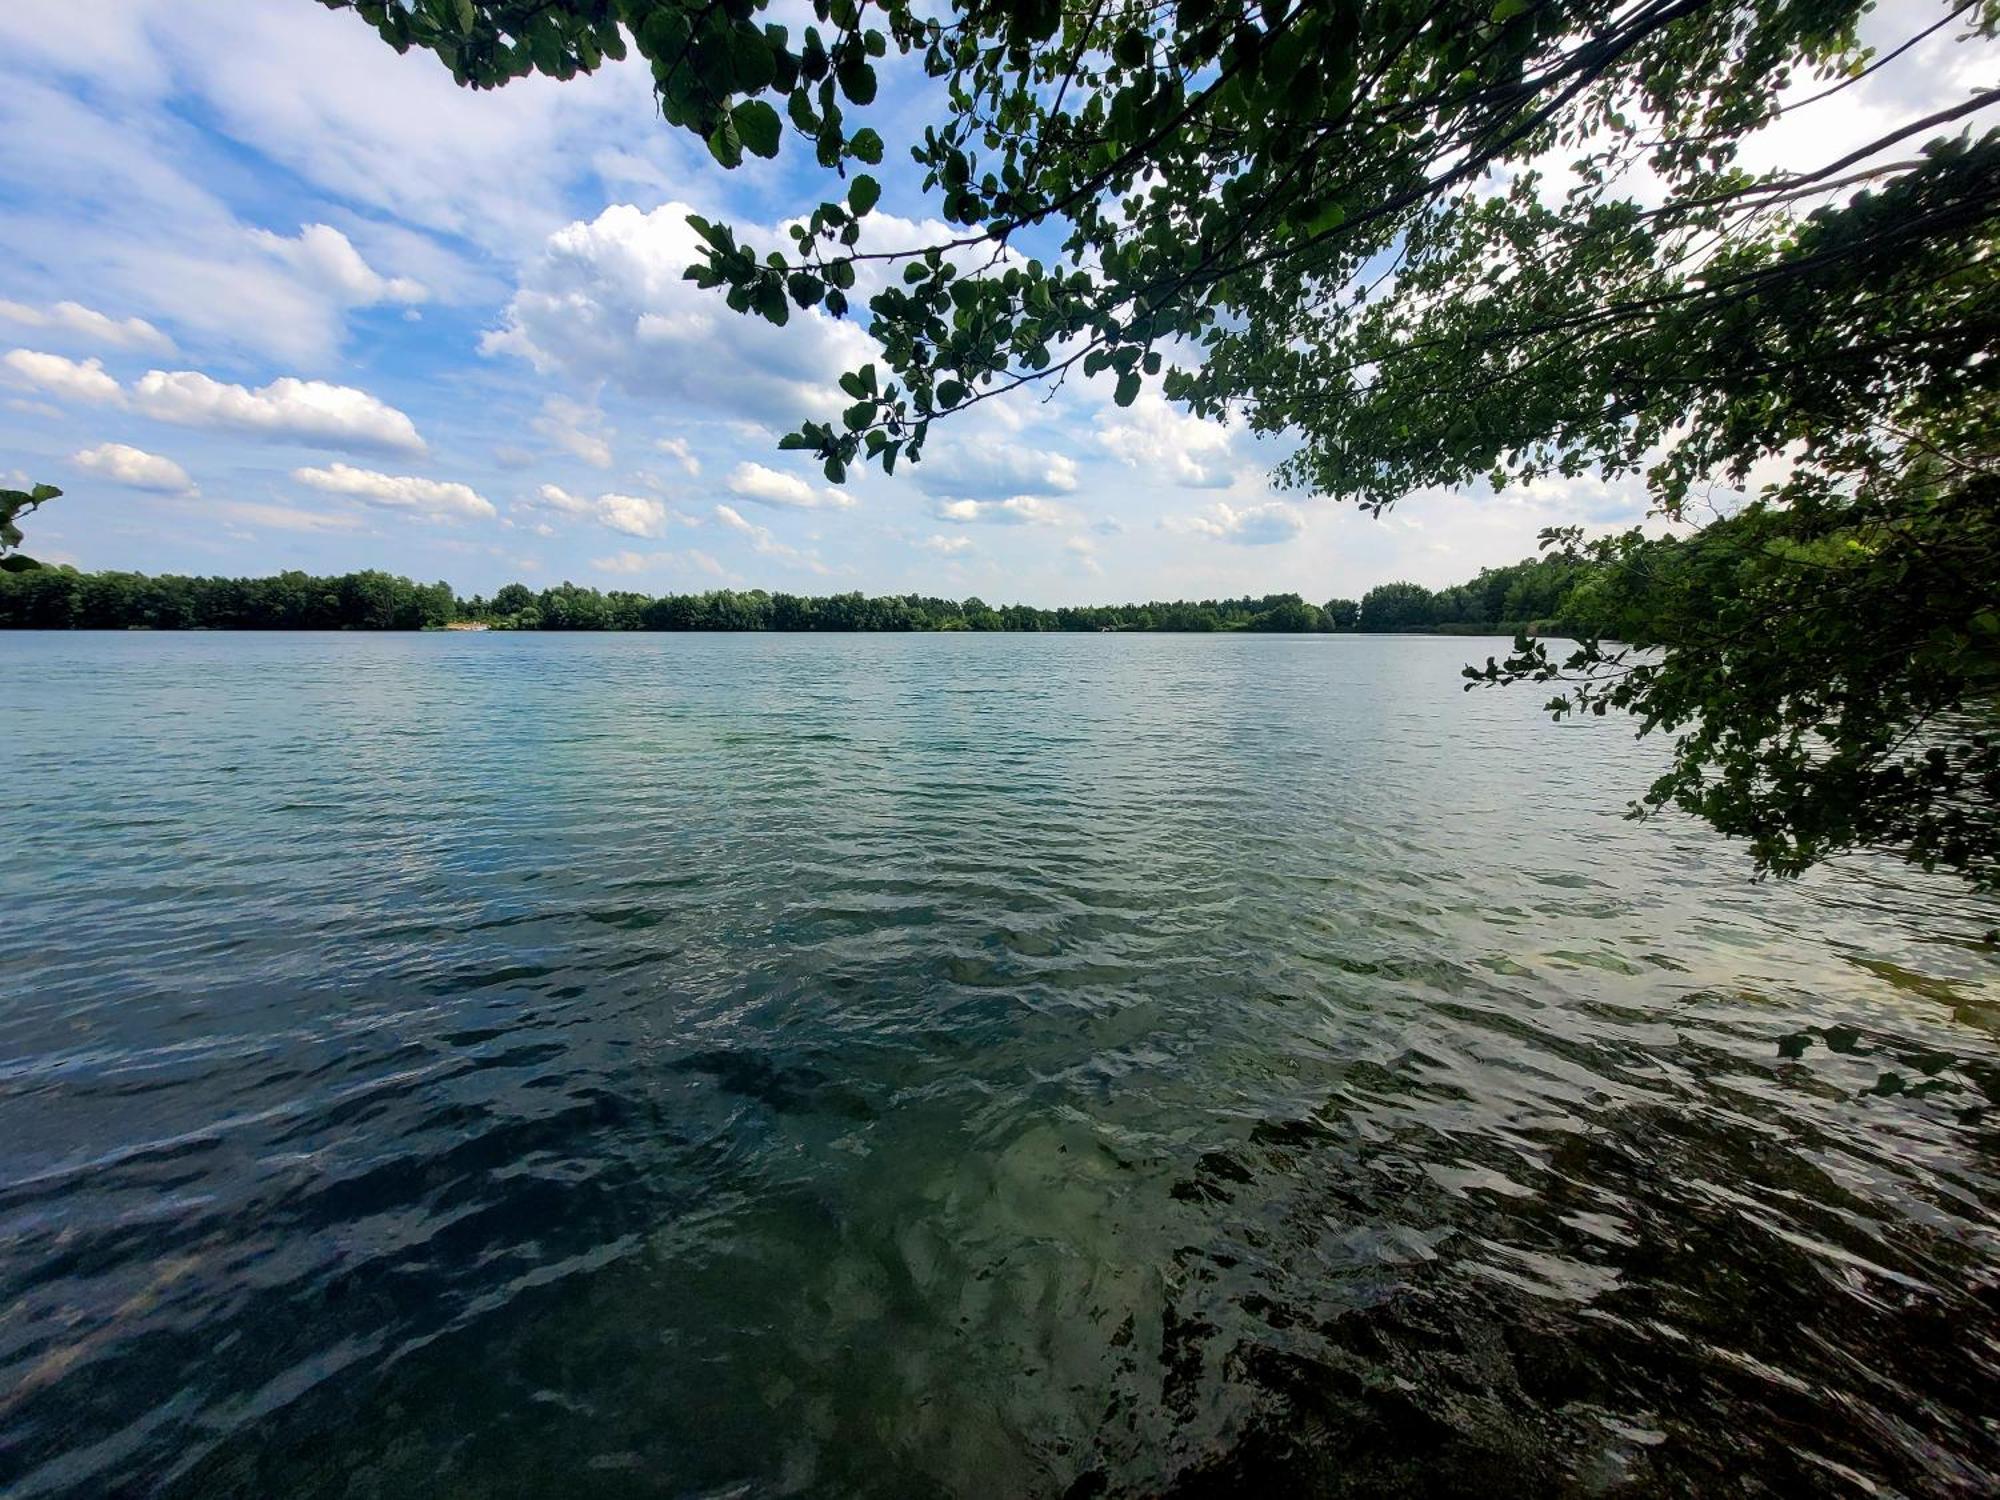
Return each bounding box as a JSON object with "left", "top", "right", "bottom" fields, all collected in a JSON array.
[
  {"left": 0, "top": 569, "right": 458, "bottom": 630},
  {"left": 319, "top": 0, "right": 1999, "bottom": 487},
  {"left": 1470, "top": 433, "right": 2000, "bottom": 889},
  {"left": 0, "top": 483, "right": 58, "bottom": 573}
]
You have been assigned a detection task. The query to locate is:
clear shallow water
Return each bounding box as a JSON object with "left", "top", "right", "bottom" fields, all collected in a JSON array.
[{"left": 2, "top": 630, "right": 1997, "bottom": 1498}]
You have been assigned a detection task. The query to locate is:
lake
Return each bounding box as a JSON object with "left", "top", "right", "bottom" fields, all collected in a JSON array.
[{"left": 2, "top": 630, "right": 1996, "bottom": 1497}]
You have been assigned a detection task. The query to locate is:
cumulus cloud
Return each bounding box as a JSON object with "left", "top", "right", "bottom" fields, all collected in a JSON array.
[
  {"left": 912, "top": 439, "right": 1079, "bottom": 499},
  {"left": 917, "top": 534, "right": 972, "bottom": 555},
  {"left": 0, "top": 299, "right": 174, "bottom": 353},
  {"left": 134, "top": 371, "right": 426, "bottom": 454},
  {"left": 532, "top": 483, "right": 684, "bottom": 538},
  {"left": 534, "top": 394, "right": 613, "bottom": 469},
  {"left": 293, "top": 462, "right": 494, "bottom": 521},
  {"left": 1096, "top": 390, "right": 1236, "bottom": 488},
  {"left": 656, "top": 436, "right": 700, "bottom": 475},
  {"left": 249, "top": 223, "right": 426, "bottom": 306},
  {"left": 482, "top": 201, "right": 874, "bottom": 425},
  {"left": 725, "top": 460, "right": 855, "bottom": 511},
  {"left": 931, "top": 495, "right": 1074, "bottom": 526},
  {"left": 533, "top": 483, "right": 595, "bottom": 517},
  {"left": 714, "top": 503, "right": 828, "bottom": 573},
  {"left": 72, "top": 441, "right": 193, "bottom": 493},
  {"left": 1165, "top": 500, "right": 1306, "bottom": 546},
  {"left": 1516, "top": 472, "right": 1648, "bottom": 524},
  {"left": 596, "top": 492, "right": 672, "bottom": 538},
  {"left": 4, "top": 348, "right": 122, "bottom": 403}
]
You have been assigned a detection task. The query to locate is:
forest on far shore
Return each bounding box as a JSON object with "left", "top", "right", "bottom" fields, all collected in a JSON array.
[{"left": 0, "top": 547, "right": 1590, "bottom": 635}]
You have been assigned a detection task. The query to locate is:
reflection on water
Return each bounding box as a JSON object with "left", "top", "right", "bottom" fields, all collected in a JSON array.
[{"left": 1, "top": 631, "right": 1996, "bottom": 1497}]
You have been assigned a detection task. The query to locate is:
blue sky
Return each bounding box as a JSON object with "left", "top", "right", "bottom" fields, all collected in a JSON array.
[{"left": 0, "top": 1, "right": 1979, "bottom": 603}]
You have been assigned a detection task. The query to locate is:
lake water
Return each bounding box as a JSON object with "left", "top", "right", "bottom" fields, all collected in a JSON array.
[{"left": 3, "top": 631, "right": 1997, "bottom": 1497}]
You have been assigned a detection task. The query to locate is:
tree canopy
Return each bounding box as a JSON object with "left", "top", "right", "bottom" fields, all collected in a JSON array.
[
  {"left": 321, "top": 0, "right": 1996, "bottom": 483},
  {"left": 0, "top": 483, "right": 58, "bottom": 573},
  {"left": 321, "top": 0, "right": 1998, "bottom": 886}
]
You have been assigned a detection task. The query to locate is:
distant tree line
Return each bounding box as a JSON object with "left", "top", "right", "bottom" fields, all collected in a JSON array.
[{"left": 0, "top": 552, "right": 1602, "bottom": 634}]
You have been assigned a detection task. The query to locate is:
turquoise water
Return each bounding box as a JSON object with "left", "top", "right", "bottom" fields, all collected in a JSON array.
[{"left": 2, "top": 630, "right": 1997, "bottom": 1497}]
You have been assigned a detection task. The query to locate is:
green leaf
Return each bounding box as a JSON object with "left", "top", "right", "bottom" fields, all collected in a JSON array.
[
  {"left": 850, "top": 127, "right": 884, "bottom": 164},
  {"left": 754, "top": 278, "right": 790, "bottom": 325},
  {"left": 727, "top": 24, "right": 776, "bottom": 92},
  {"left": 1302, "top": 200, "right": 1346, "bottom": 237},
  {"left": 836, "top": 58, "right": 876, "bottom": 105},
  {"left": 848, "top": 173, "right": 881, "bottom": 215},
  {"left": 707, "top": 116, "right": 743, "bottom": 169},
  {"left": 733, "top": 98, "right": 783, "bottom": 159},
  {"left": 936, "top": 379, "right": 966, "bottom": 409},
  {"left": 1115, "top": 370, "right": 1141, "bottom": 407}
]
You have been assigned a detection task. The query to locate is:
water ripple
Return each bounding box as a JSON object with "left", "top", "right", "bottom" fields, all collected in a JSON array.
[{"left": 1, "top": 631, "right": 1997, "bottom": 1497}]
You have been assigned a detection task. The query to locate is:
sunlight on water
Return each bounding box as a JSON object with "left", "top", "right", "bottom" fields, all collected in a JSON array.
[{"left": 3, "top": 632, "right": 1997, "bottom": 1496}]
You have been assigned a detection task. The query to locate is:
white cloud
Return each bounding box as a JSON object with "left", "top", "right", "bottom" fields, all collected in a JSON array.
[
  {"left": 588, "top": 547, "right": 726, "bottom": 580},
  {"left": 293, "top": 462, "right": 494, "bottom": 521},
  {"left": 714, "top": 503, "right": 828, "bottom": 573},
  {"left": 655, "top": 436, "right": 700, "bottom": 476},
  {"left": 1165, "top": 500, "right": 1307, "bottom": 546},
  {"left": 484, "top": 201, "right": 875, "bottom": 426},
  {"left": 4, "top": 348, "right": 122, "bottom": 403},
  {"left": 531, "top": 483, "right": 686, "bottom": 538},
  {"left": 534, "top": 394, "right": 613, "bottom": 468},
  {"left": 0, "top": 74, "right": 452, "bottom": 364},
  {"left": 918, "top": 534, "right": 972, "bottom": 555},
  {"left": 1096, "top": 390, "right": 1235, "bottom": 488},
  {"left": 0, "top": 0, "right": 688, "bottom": 275},
  {"left": 249, "top": 222, "right": 426, "bottom": 306},
  {"left": 1064, "top": 534, "right": 1104, "bottom": 575},
  {"left": 532, "top": 482, "right": 594, "bottom": 517},
  {"left": 1516, "top": 472, "right": 1647, "bottom": 524},
  {"left": 134, "top": 371, "right": 426, "bottom": 454},
  {"left": 0, "top": 299, "right": 173, "bottom": 353},
  {"left": 725, "top": 460, "right": 855, "bottom": 511},
  {"left": 209, "top": 498, "right": 366, "bottom": 534},
  {"left": 931, "top": 495, "right": 1074, "bottom": 526},
  {"left": 592, "top": 548, "right": 670, "bottom": 575},
  {"left": 72, "top": 441, "right": 193, "bottom": 493},
  {"left": 913, "top": 440, "right": 1079, "bottom": 499},
  {"left": 596, "top": 492, "right": 672, "bottom": 538}
]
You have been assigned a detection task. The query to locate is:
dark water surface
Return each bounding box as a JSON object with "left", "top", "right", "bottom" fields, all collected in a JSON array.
[{"left": 3, "top": 631, "right": 1998, "bottom": 1498}]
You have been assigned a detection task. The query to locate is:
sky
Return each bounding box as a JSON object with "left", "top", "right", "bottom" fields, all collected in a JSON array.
[{"left": 0, "top": 1, "right": 1987, "bottom": 605}]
